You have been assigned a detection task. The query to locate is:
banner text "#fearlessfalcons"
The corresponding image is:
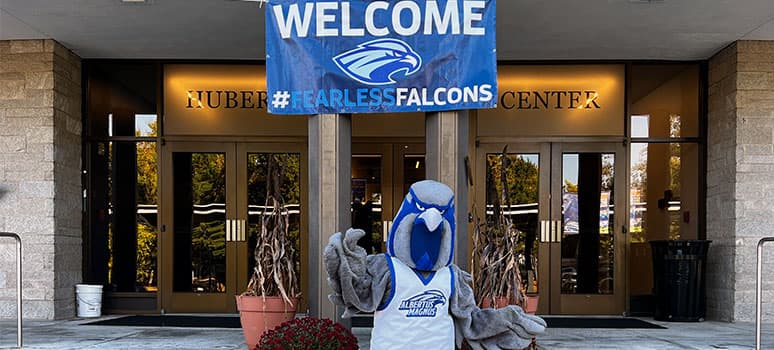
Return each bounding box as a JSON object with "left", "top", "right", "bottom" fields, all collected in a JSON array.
[
  {"left": 272, "top": 0, "right": 486, "bottom": 39},
  {"left": 277, "top": 85, "right": 493, "bottom": 110}
]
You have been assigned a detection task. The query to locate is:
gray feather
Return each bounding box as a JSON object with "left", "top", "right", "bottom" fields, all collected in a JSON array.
[
  {"left": 449, "top": 264, "right": 545, "bottom": 349},
  {"left": 324, "top": 228, "right": 391, "bottom": 316}
]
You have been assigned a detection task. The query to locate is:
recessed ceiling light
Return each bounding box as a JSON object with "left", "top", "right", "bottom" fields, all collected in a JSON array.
[{"left": 121, "top": 0, "right": 151, "bottom": 4}]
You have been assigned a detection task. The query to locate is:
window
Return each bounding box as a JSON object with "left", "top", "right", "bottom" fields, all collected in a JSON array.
[
  {"left": 85, "top": 63, "right": 159, "bottom": 293},
  {"left": 628, "top": 63, "right": 703, "bottom": 301}
]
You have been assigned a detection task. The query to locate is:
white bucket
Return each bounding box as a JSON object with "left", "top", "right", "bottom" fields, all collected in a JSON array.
[{"left": 76, "top": 284, "right": 103, "bottom": 318}]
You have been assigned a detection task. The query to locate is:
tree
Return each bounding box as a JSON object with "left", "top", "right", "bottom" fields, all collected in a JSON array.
[{"left": 135, "top": 125, "right": 159, "bottom": 289}]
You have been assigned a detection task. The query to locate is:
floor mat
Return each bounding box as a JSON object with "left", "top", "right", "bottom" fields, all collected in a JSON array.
[
  {"left": 352, "top": 316, "right": 666, "bottom": 329},
  {"left": 86, "top": 315, "right": 665, "bottom": 330},
  {"left": 83, "top": 315, "right": 241, "bottom": 328},
  {"left": 543, "top": 317, "right": 666, "bottom": 329}
]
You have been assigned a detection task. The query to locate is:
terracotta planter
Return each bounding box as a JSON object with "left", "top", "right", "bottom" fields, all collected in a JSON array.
[
  {"left": 235, "top": 295, "right": 298, "bottom": 349},
  {"left": 479, "top": 296, "right": 510, "bottom": 309},
  {"left": 479, "top": 295, "right": 539, "bottom": 315},
  {"left": 524, "top": 295, "right": 539, "bottom": 315}
]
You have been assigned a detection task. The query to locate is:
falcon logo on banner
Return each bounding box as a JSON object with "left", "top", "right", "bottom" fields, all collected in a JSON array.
[
  {"left": 265, "top": 0, "right": 497, "bottom": 114},
  {"left": 333, "top": 39, "right": 422, "bottom": 86}
]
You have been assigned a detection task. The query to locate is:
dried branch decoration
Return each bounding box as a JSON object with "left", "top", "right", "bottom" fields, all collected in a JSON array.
[
  {"left": 243, "top": 155, "right": 300, "bottom": 304},
  {"left": 471, "top": 146, "right": 527, "bottom": 308}
]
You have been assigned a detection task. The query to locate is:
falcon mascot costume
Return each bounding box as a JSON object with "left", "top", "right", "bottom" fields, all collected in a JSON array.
[{"left": 324, "top": 180, "right": 546, "bottom": 349}]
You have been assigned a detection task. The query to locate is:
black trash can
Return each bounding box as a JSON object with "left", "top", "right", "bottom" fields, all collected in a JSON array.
[{"left": 649, "top": 240, "right": 711, "bottom": 322}]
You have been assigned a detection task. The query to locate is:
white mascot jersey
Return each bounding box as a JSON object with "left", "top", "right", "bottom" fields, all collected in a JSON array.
[{"left": 370, "top": 254, "right": 455, "bottom": 349}]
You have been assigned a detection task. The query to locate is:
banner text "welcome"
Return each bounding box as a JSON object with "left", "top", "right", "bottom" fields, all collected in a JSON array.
[{"left": 272, "top": 0, "right": 486, "bottom": 38}]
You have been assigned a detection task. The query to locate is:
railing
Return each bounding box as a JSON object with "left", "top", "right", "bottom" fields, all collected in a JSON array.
[
  {"left": 0, "top": 232, "right": 22, "bottom": 349},
  {"left": 756, "top": 237, "right": 774, "bottom": 350}
]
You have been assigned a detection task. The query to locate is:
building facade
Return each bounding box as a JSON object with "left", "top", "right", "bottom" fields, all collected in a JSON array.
[{"left": 1, "top": 3, "right": 774, "bottom": 324}]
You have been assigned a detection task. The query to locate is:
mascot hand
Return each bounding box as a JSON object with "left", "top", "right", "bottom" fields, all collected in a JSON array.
[
  {"left": 466, "top": 331, "right": 533, "bottom": 350},
  {"left": 466, "top": 305, "right": 546, "bottom": 350},
  {"left": 503, "top": 305, "right": 546, "bottom": 338},
  {"left": 323, "top": 228, "right": 368, "bottom": 306}
]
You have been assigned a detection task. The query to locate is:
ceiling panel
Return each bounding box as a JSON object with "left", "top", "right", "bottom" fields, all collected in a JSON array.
[
  {"left": 1, "top": 0, "right": 774, "bottom": 60},
  {"left": 0, "top": 8, "right": 48, "bottom": 39},
  {"left": 743, "top": 17, "right": 774, "bottom": 40}
]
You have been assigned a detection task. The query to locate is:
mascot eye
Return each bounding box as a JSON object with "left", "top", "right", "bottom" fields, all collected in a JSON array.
[
  {"left": 415, "top": 202, "right": 425, "bottom": 211},
  {"left": 440, "top": 209, "right": 446, "bottom": 214}
]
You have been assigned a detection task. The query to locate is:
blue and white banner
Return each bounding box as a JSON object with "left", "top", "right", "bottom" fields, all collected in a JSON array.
[{"left": 266, "top": 0, "right": 497, "bottom": 114}]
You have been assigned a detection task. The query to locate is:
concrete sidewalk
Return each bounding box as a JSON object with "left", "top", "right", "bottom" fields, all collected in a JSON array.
[{"left": 0, "top": 317, "right": 772, "bottom": 349}]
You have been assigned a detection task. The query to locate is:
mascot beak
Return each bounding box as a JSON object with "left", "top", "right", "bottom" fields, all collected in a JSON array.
[
  {"left": 401, "top": 55, "right": 418, "bottom": 70},
  {"left": 417, "top": 208, "right": 443, "bottom": 232},
  {"left": 412, "top": 207, "right": 445, "bottom": 271}
]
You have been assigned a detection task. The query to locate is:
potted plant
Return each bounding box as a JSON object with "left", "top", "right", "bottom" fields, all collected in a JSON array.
[
  {"left": 470, "top": 148, "right": 538, "bottom": 314},
  {"left": 236, "top": 155, "right": 301, "bottom": 349},
  {"left": 255, "top": 317, "right": 358, "bottom": 350}
]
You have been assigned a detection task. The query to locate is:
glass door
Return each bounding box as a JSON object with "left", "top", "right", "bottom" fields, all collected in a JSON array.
[
  {"left": 476, "top": 143, "right": 551, "bottom": 314},
  {"left": 352, "top": 143, "right": 392, "bottom": 255},
  {"left": 352, "top": 143, "right": 425, "bottom": 252},
  {"left": 550, "top": 143, "right": 626, "bottom": 314},
  {"left": 161, "top": 142, "right": 306, "bottom": 313},
  {"left": 236, "top": 143, "right": 306, "bottom": 312},
  {"left": 476, "top": 142, "right": 626, "bottom": 315},
  {"left": 160, "top": 142, "right": 237, "bottom": 312}
]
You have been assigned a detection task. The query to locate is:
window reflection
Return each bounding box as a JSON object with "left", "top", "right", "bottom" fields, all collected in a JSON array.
[
  {"left": 629, "top": 143, "right": 698, "bottom": 242},
  {"left": 351, "top": 156, "right": 383, "bottom": 254},
  {"left": 629, "top": 141, "right": 701, "bottom": 303},
  {"left": 95, "top": 141, "right": 158, "bottom": 292},
  {"left": 561, "top": 153, "right": 615, "bottom": 295},
  {"left": 86, "top": 62, "right": 160, "bottom": 295},
  {"left": 629, "top": 65, "right": 698, "bottom": 138},
  {"left": 631, "top": 115, "right": 649, "bottom": 138},
  {"left": 135, "top": 114, "right": 158, "bottom": 137},
  {"left": 485, "top": 154, "right": 540, "bottom": 293},
  {"left": 135, "top": 142, "right": 158, "bottom": 291},
  {"left": 172, "top": 152, "right": 227, "bottom": 293},
  {"left": 628, "top": 64, "right": 702, "bottom": 310},
  {"left": 403, "top": 155, "right": 425, "bottom": 196}
]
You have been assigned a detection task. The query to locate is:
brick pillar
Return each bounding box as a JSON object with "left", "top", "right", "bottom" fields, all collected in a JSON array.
[
  {"left": 426, "top": 111, "right": 469, "bottom": 270},
  {"left": 0, "top": 39, "right": 82, "bottom": 319},
  {"left": 707, "top": 40, "right": 774, "bottom": 322},
  {"left": 308, "top": 114, "right": 351, "bottom": 322}
]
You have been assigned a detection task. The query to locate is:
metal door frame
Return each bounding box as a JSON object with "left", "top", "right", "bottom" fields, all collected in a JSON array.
[
  {"left": 550, "top": 142, "right": 627, "bottom": 315},
  {"left": 475, "top": 141, "right": 627, "bottom": 315},
  {"left": 160, "top": 141, "right": 237, "bottom": 313}
]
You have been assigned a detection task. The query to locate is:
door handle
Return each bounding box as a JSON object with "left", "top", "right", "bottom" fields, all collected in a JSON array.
[
  {"left": 238, "top": 219, "right": 246, "bottom": 241},
  {"left": 226, "top": 219, "right": 247, "bottom": 242},
  {"left": 540, "top": 220, "right": 562, "bottom": 243},
  {"left": 382, "top": 220, "right": 392, "bottom": 242}
]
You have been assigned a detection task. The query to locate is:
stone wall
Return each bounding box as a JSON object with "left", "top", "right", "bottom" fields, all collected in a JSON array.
[
  {"left": 707, "top": 42, "right": 738, "bottom": 322},
  {"left": 707, "top": 40, "right": 774, "bottom": 322},
  {"left": 0, "top": 39, "right": 82, "bottom": 319}
]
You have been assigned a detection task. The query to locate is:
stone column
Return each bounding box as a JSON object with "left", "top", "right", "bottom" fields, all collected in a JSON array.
[
  {"left": 0, "top": 39, "right": 82, "bottom": 319},
  {"left": 308, "top": 114, "right": 351, "bottom": 322},
  {"left": 426, "top": 111, "right": 469, "bottom": 270},
  {"left": 707, "top": 40, "right": 774, "bottom": 322}
]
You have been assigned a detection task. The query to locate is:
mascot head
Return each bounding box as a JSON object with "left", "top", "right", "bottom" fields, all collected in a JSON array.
[{"left": 387, "top": 180, "right": 455, "bottom": 272}]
